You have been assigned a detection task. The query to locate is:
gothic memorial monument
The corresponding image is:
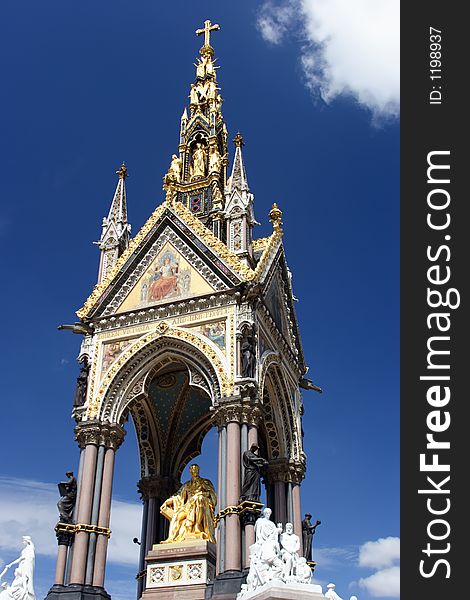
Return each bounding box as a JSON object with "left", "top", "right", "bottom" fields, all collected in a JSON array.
[{"left": 46, "top": 19, "right": 323, "bottom": 600}]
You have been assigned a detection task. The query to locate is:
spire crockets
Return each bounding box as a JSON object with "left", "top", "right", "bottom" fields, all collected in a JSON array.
[
  {"left": 163, "top": 20, "right": 228, "bottom": 240},
  {"left": 97, "top": 163, "right": 131, "bottom": 283},
  {"left": 225, "top": 132, "right": 256, "bottom": 264}
]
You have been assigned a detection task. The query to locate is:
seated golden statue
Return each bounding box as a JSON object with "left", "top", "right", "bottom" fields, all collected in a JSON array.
[{"left": 160, "top": 464, "right": 217, "bottom": 544}]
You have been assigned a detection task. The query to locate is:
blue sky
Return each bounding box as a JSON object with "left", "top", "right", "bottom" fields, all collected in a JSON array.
[{"left": 0, "top": 2, "right": 399, "bottom": 599}]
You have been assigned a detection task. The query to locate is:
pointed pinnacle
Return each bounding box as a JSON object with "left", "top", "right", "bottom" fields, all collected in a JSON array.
[
  {"left": 269, "top": 203, "right": 283, "bottom": 232},
  {"left": 233, "top": 132, "right": 244, "bottom": 147},
  {"left": 116, "top": 163, "right": 128, "bottom": 179}
]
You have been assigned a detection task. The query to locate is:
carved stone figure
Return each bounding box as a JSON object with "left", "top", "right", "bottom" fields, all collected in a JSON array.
[
  {"left": 238, "top": 511, "right": 317, "bottom": 598},
  {"left": 205, "top": 57, "right": 215, "bottom": 77},
  {"left": 0, "top": 536, "right": 35, "bottom": 600},
  {"left": 73, "top": 357, "right": 89, "bottom": 408},
  {"left": 168, "top": 154, "right": 182, "bottom": 182},
  {"left": 280, "top": 522, "right": 300, "bottom": 578},
  {"left": 240, "top": 444, "right": 268, "bottom": 502},
  {"left": 295, "top": 557, "right": 312, "bottom": 584},
  {"left": 206, "top": 79, "right": 217, "bottom": 102},
  {"left": 195, "top": 56, "right": 206, "bottom": 79},
  {"left": 57, "top": 471, "right": 77, "bottom": 523},
  {"left": 241, "top": 331, "right": 255, "bottom": 378},
  {"left": 253, "top": 508, "right": 283, "bottom": 580},
  {"left": 302, "top": 513, "right": 321, "bottom": 562},
  {"left": 209, "top": 145, "right": 221, "bottom": 173},
  {"left": 160, "top": 464, "right": 217, "bottom": 544},
  {"left": 190, "top": 143, "right": 207, "bottom": 180},
  {"left": 189, "top": 83, "right": 199, "bottom": 105}
]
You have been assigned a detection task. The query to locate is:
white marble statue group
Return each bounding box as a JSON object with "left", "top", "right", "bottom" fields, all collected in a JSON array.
[
  {"left": 239, "top": 507, "right": 312, "bottom": 597},
  {"left": 0, "top": 537, "right": 36, "bottom": 600}
]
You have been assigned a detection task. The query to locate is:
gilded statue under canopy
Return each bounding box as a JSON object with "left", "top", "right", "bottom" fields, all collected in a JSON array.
[{"left": 160, "top": 464, "right": 217, "bottom": 544}]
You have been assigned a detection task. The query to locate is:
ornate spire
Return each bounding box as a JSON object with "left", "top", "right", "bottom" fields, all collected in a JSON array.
[
  {"left": 97, "top": 163, "right": 131, "bottom": 283},
  {"left": 162, "top": 19, "right": 228, "bottom": 240},
  {"left": 107, "top": 163, "right": 128, "bottom": 224},
  {"left": 225, "top": 134, "right": 256, "bottom": 264},
  {"left": 228, "top": 132, "right": 249, "bottom": 193}
]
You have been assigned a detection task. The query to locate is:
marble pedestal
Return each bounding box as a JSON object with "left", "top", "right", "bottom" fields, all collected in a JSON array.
[
  {"left": 237, "top": 580, "right": 325, "bottom": 600},
  {"left": 141, "top": 540, "right": 216, "bottom": 600}
]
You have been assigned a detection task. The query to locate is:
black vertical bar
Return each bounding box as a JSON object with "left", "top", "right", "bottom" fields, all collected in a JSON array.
[{"left": 401, "top": 4, "right": 465, "bottom": 599}]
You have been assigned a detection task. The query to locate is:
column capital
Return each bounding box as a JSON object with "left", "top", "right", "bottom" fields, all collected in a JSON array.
[
  {"left": 75, "top": 421, "right": 126, "bottom": 450},
  {"left": 265, "top": 458, "right": 305, "bottom": 485},
  {"left": 240, "top": 403, "right": 262, "bottom": 426},
  {"left": 137, "top": 475, "right": 180, "bottom": 501},
  {"left": 213, "top": 399, "right": 243, "bottom": 426}
]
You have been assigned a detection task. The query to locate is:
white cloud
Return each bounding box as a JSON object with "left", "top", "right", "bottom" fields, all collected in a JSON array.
[
  {"left": 0, "top": 477, "right": 141, "bottom": 567},
  {"left": 358, "top": 536, "right": 400, "bottom": 569},
  {"left": 257, "top": 0, "right": 400, "bottom": 120},
  {"left": 358, "top": 565, "right": 400, "bottom": 597},
  {"left": 356, "top": 537, "right": 400, "bottom": 598}
]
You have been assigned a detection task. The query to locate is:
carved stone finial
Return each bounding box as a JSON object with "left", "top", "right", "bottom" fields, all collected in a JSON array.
[
  {"left": 233, "top": 132, "right": 244, "bottom": 148},
  {"left": 116, "top": 163, "right": 128, "bottom": 179},
  {"left": 269, "top": 202, "right": 283, "bottom": 232}
]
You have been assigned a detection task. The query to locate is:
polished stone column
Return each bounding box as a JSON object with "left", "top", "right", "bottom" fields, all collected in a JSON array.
[
  {"left": 241, "top": 409, "right": 261, "bottom": 569},
  {"left": 85, "top": 445, "right": 106, "bottom": 585},
  {"left": 292, "top": 482, "right": 303, "bottom": 555},
  {"left": 92, "top": 445, "right": 116, "bottom": 587},
  {"left": 287, "top": 481, "right": 293, "bottom": 524},
  {"left": 64, "top": 448, "right": 85, "bottom": 586},
  {"left": 54, "top": 544, "right": 69, "bottom": 585},
  {"left": 68, "top": 422, "right": 125, "bottom": 589},
  {"left": 225, "top": 419, "right": 241, "bottom": 571},
  {"left": 69, "top": 439, "right": 98, "bottom": 585},
  {"left": 216, "top": 425, "right": 227, "bottom": 575},
  {"left": 274, "top": 479, "right": 287, "bottom": 525}
]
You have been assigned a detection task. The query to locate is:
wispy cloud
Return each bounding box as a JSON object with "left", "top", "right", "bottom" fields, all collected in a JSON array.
[
  {"left": 0, "top": 477, "right": 141, "bottom": 567},
  {"left": 257, "top": 0, "right": 400, "bottom": 121},
  {"left": 314, "top": 545, "right": 357, "bottom": 570}
]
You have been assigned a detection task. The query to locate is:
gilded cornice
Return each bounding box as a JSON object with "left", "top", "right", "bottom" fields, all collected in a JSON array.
[
  {"left": 77, "top": 193, "right": 283, "bottom": 320},
  {"left": 169, "top": 198, "right": 256, "bottom": 281},
  {"left": 252, "top": 237, "right": 270, "bottom": 251},
  {"left": 251, "top": 229, "right": 283, "bottom": 282}
]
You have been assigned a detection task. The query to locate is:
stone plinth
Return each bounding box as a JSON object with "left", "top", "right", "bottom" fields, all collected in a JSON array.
[
  {"left": 141, "top": 540, "right": 216, "bottom": 600},
  {"left": 238, "top": 580, "right": 325, "bottom": 600}
]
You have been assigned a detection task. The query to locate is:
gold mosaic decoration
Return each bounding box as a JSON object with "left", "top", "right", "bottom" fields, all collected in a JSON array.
[
  {"left": 77, "top": 192, "right": 285, "bottom": 320},
  {"left": 86, "top": 323, "right": 230, "bottom": 419}
]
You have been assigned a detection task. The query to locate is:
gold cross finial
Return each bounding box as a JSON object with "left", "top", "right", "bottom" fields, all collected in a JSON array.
[{"left": 196, "top": 19, "right": 220, "bottom": 49}]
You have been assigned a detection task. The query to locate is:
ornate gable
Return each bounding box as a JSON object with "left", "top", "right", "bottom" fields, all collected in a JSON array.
[{"left": 77, "top": 200, "right": 253, "bottom": 320}]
